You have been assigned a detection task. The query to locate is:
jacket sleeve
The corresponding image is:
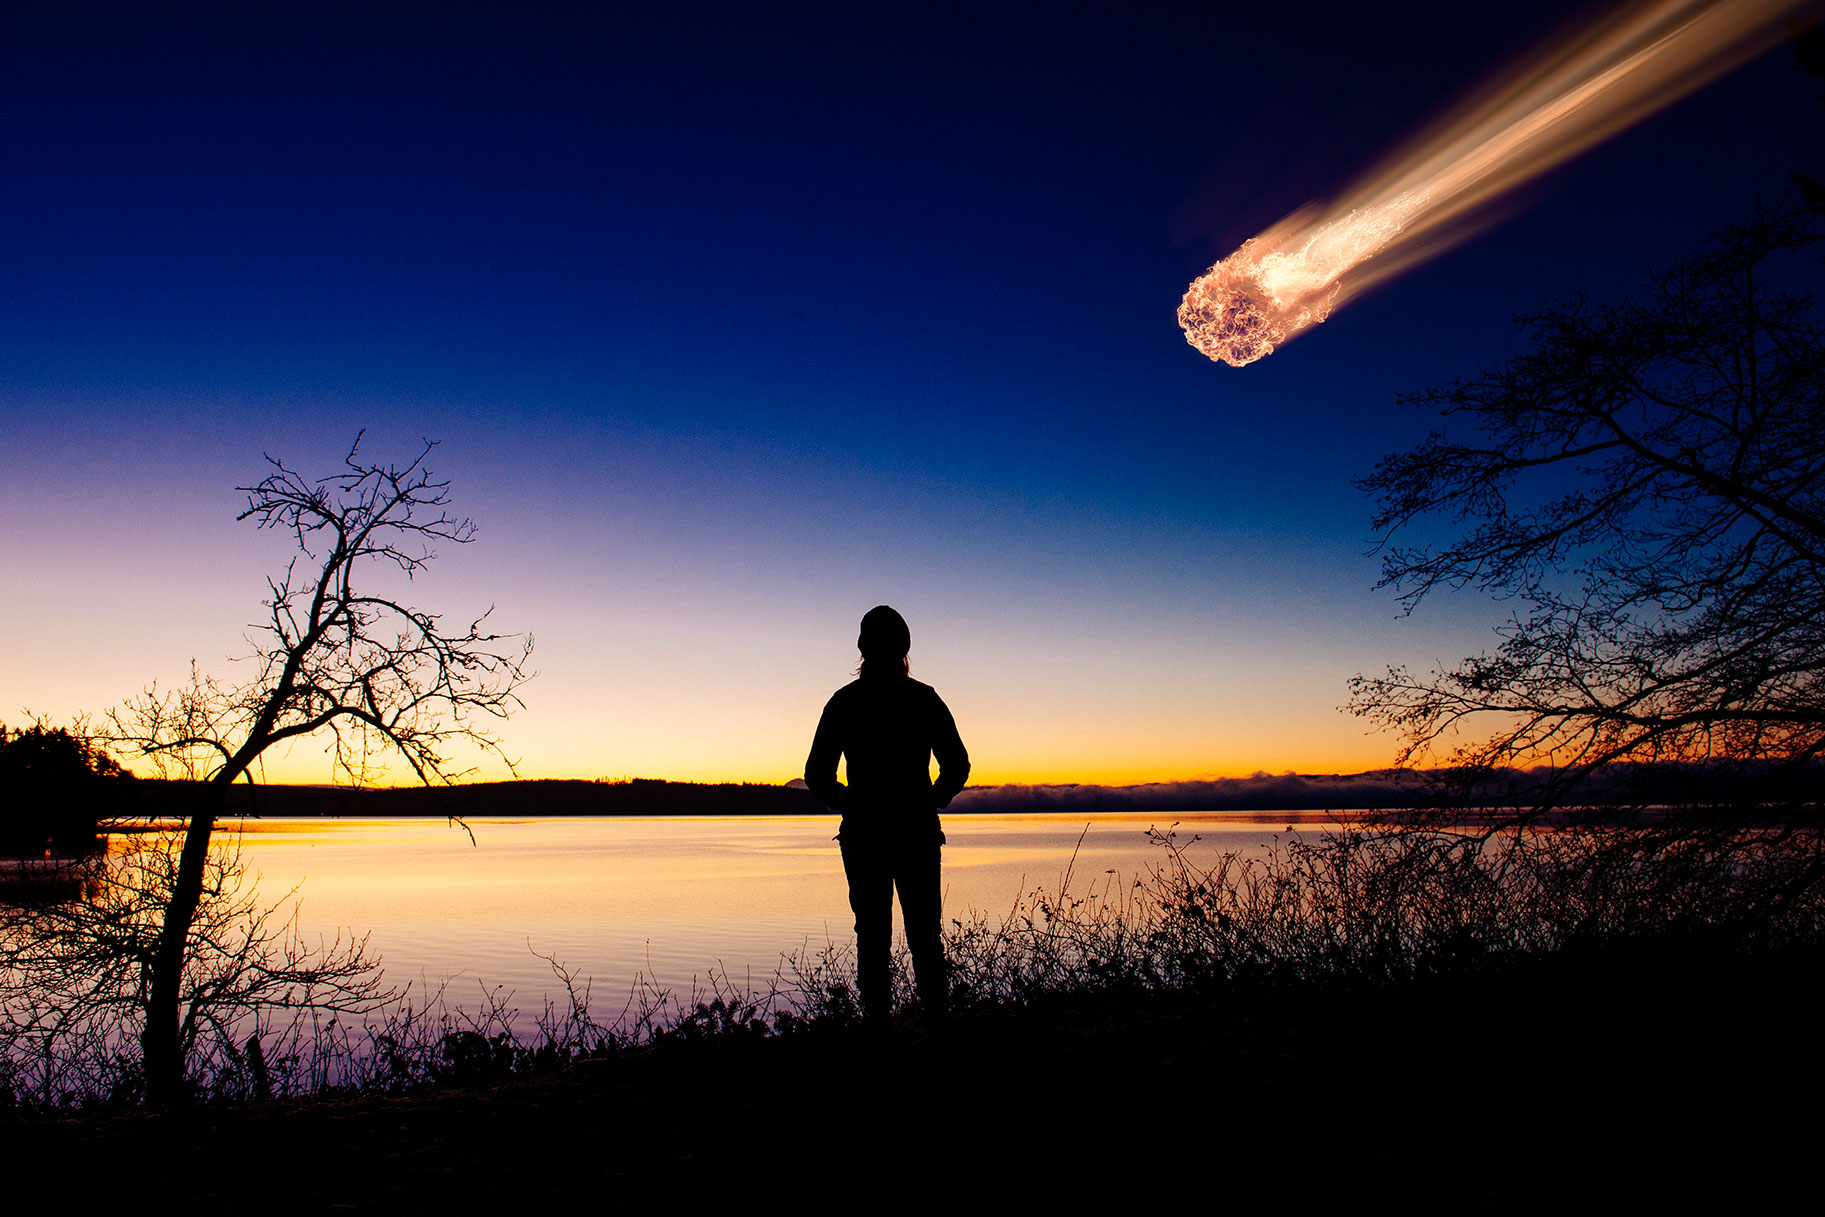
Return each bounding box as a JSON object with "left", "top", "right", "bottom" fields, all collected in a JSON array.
[
  {"left": 804, "top": 697, "right": 850, "bottom": 812},
  {"left": 929, "top": 691, "right": 970, "bottom": 810}
]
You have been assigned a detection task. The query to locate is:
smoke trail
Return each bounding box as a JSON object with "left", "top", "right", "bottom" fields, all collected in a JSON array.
[{"left": 1180, "top": 0, "right": 1808, "bottom": 367}]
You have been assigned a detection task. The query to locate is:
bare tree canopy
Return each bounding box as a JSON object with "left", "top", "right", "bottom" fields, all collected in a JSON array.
[
  {"left": 94, "top": 434, "right": 532, "bottom": 1101},
  {"left": 110, "top": 434, "right": 532, "bottom": 788},
  {"left": 1350, "top": 207, "right": 1825, "bottom": 812}
]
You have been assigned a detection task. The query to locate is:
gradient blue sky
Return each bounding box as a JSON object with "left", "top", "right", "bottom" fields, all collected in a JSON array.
[{"left": 3, "top": 2, "right": 1819, "bottom": 784}]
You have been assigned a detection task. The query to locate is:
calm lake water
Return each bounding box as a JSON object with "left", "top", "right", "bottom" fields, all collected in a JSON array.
[{"left": 193, "top": 812, "right": 1323, "bottom": 1019}]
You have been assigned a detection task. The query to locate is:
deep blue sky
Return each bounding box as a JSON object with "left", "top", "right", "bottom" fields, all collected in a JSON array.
[{"left": 3, "top": 1, "right": 1819, "bottom": 783}]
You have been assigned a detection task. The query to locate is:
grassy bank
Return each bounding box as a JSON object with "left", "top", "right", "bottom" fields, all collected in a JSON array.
[
  {"left": 4, "top": 816, "right": 1820, "bottom": 1203},
  {"left": 5, "top": 934, "right": 1819, "bottom": 1208}
]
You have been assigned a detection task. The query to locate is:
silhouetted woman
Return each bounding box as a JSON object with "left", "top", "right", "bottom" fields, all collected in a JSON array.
[{"left": 805, "top": 605, "right": 970, "bottom": 1025}]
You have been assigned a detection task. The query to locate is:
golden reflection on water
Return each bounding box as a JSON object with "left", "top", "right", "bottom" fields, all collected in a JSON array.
[{"left": 151, "top": 813, "right": 1297, "bottom": 1007}]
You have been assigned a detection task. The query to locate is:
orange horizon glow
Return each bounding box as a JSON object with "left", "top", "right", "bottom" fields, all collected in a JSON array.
[
  {"left": 80, "top": 646, "right": 1414, "bottom": 792},
  {"left": 202, "top": 747, "right": 1410, "bottom": 790},
  {"left": 1180, "top": 0, "right": 1805, "bottom": 366}
]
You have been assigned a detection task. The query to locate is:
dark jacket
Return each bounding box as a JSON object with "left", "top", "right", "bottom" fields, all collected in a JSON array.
[{"left": 804, "top": 675, "right": 970, "bottom": 819}]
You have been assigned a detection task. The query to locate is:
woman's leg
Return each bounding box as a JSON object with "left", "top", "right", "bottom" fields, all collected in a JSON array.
[
  {"left": 840, "top": 832, "right": 893, "bottom": 1024},
  {"left": 895, "top": 835, "right": 945, "bottom": 1015}
]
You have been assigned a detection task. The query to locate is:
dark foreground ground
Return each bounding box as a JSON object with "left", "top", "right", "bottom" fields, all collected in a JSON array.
[{"left": 8, "top": 941, "right": 1820, "bottom": 1210}]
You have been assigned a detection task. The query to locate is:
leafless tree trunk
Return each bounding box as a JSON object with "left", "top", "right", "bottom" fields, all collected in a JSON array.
[{"left": 106, "top": 435, "right": 532, "bottom": 1102}]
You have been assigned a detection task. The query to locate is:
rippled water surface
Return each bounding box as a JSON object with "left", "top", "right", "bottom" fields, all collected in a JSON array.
[{"left": 207, "top": 812, "right": 1323, "bottom": 1009}]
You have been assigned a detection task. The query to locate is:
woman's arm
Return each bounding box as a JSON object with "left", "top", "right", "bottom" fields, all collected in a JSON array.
[
  {"left": 929, "top": 692, "right": 970, "bottom": 810},
  {"left": 804, "top": 696, "right": 850, "bottom": 812}
]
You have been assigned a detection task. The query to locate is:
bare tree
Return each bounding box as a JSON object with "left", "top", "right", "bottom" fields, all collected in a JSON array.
[
  {"left": 1348, "top": 206, "right": 1825, "bottom": 821},
  {"left": 104, "top": 434, "right": 532, "bottom": 1101}
]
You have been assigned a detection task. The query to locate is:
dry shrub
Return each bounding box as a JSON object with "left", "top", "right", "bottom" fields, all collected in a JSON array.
[{"left": 944, "top": 815, "right": 1823, "bottom": 1003}]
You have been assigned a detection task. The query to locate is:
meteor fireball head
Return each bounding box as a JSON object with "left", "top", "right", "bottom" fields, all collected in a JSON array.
[{"left": 1177, "top": 239, "right": 1338, "bottom": 368}]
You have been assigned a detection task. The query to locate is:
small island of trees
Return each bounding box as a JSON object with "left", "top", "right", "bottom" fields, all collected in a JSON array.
[{"left": 0, "top": 722, "right": 134, "bottom": 858}]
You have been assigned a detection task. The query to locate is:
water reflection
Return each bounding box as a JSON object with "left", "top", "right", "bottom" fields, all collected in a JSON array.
[{"left": 208, "top": 813, "right": 1298, "bottom": 1011}]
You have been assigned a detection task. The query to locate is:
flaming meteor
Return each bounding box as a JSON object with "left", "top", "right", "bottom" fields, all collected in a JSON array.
[{"left": 1180, "top": 0, "right": 1807, "bottom": 367}]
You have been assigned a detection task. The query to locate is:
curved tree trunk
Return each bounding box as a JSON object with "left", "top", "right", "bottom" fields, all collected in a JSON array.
[{"left": 141, "top": 794, "right": 220, "bottom": 1104}]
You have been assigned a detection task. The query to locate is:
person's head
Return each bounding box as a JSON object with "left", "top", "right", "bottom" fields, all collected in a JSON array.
[{"left": 857, "top": 604, "right": 911, "bottom": 678}]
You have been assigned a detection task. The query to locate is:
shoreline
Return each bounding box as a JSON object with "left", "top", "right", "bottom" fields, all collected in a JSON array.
[
  {"left": 8, "top": 936, "right": 1819, "bottom": 1205},
  {"left": 83, "top": 767, "right": 1825, "bottom": 822},
  {"left": 106, "top": 775, "right": 1439, "bottom": 818}
]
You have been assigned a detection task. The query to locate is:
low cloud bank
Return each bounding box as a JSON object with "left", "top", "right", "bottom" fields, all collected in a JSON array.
[
  {"left": 948, "top": 771, "right": 1426, "bottom": 814},
  {"left": 942, "top": 759, "right": 1825, "bottom": 815}
]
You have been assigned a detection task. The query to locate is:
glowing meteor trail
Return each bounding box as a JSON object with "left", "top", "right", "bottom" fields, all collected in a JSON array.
[{"left": 1180, "top": 0, "right": 1808, "bottom": 367}]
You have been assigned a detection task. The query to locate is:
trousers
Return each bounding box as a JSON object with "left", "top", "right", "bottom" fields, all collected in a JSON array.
[{"left": 839, "top": 819, "right": 946, "bottom": 1021}]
